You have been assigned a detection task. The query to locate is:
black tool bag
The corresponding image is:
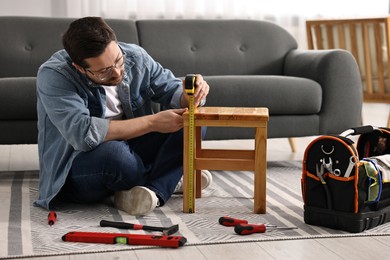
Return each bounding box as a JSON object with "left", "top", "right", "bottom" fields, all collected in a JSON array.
[{"left": 301, "top": 125, "right": 390, "bottom": 233}]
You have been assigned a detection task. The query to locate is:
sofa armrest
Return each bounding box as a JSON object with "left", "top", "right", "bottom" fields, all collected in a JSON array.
[{"left": 284, "top": 49, "right": 363, "bottom": 134}]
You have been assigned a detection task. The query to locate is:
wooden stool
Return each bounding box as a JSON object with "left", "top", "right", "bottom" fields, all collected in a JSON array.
[{"left": 183, "top": 107, "right": 269, "bottom": 214}]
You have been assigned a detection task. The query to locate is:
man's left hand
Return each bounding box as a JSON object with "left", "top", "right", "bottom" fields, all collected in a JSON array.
[{"left": 181, "top": 74, "right": 210, "bottom": 108}]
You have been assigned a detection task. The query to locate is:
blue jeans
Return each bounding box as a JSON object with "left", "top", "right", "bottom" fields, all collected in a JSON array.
[{"left": 57, "top": 129, "right": 185, "bottom": 206}]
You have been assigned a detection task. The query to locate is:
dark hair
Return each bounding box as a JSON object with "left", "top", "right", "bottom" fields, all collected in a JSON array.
[{"left": 62, "top": 17, "right": 117, "bottom": 68}]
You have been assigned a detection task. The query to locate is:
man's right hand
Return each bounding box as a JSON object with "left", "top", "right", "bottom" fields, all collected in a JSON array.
[
  {"left": 150, "top": 108, "right": 187, "bottom": 133},
  {"left": 105, "top": 108, "right": 187, "bottom": 142}
]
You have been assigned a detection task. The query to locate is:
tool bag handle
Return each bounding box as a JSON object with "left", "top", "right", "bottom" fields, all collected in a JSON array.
[{"left": 340, "top": 125, "right": 376, "bottom": 137}]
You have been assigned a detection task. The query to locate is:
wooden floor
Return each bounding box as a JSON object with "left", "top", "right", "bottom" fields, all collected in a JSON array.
[{"left": 1, "top": 102, "right": 390, "bottom": 259}]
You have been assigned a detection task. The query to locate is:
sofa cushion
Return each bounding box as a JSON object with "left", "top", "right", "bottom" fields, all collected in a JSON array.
[
  {"left": 137, "top": 19, "right": 297, "bottom": 77},
  {"left": 204, "top": 75, "right": 322, "bottom": 115},
  {"left": 0, "top": 121, "right": 37, "bottom": 144},
  {"left": 0, "top": 77, "right": 37, "bottom": 120},
  {"left": 0, "top": 16, "right": 139, "bottom": 78}
]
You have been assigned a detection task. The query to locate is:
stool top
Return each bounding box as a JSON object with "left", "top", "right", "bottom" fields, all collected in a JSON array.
[{"left": 192, "top": 107, "right": 269, "bottom": 121}]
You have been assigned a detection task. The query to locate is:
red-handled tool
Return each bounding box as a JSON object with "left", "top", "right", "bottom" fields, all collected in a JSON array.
[
  {"left": 218, "top": 216, "right": 248, "bottom": 226},
  {"left": 234, "top": 224, "right": 297, "bottom": 235},
  {"left": 62, "top": 231, "right": 186, "bottom": 248},
  {"left": 48, "top": 211, "right": 57, "bottom": 226},
  {"left": 100, "top": 220, "right": 179, "bottom": 235}
]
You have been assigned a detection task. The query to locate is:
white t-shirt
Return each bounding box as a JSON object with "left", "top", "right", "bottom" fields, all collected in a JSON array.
[{"left": 102, "top": 85, "right": 123, "bottom": 120}]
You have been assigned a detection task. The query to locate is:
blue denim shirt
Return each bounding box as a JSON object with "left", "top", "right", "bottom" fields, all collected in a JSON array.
[{"left": 35, "top": 42, "right": 183, "bottom": 209}]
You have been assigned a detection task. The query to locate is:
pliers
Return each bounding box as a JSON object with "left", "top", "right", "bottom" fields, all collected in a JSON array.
[{"left": 316, "top": 163, "right": 332, "bottom": 209}]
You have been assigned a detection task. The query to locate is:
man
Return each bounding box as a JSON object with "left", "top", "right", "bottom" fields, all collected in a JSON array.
[{"left": 35, "top": 17, "right": 211, "bottom": 216}]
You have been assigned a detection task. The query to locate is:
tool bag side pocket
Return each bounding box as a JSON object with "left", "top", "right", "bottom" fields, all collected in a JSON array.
[
  {"left": 302, "top": 172, "right": 357, "bottom": 212},
  {"left": 302, "top": 171, "right": 328, "bottom": 209},
  {"left": 327, "top": 174, "right": 357, "bottom": 212}
]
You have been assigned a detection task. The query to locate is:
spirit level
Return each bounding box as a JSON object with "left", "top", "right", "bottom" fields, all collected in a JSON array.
[{"left": 62, "top": 231, "right": 187, "bottom": 248}]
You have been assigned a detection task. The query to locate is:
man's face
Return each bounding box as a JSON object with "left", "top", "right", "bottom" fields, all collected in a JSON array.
[{"left": 81, "top": 41, "right": 125, "bottom": 86}]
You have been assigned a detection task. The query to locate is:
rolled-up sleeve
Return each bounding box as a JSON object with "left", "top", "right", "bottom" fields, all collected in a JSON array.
[
  {"left": 170, "top": 87, "right": 183, "bottom": 108},
  {"left": 84, "top": 117, "right": 110, "bottom": 149}
]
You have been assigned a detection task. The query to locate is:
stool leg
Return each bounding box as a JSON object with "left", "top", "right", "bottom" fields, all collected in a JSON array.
[
  {"left": 387, "top": 110, "right": 390, "bottom": 128},
  {"left": 196, "top": 170, "right": 201, "bottom": 198},
  {"left": 254, "top": 127, "right": 267, "bottom": 214}
]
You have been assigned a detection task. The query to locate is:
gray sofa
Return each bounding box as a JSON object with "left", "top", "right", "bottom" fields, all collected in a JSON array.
[{"left": 0, "top": 16, "right": 362, "bottom": 144}]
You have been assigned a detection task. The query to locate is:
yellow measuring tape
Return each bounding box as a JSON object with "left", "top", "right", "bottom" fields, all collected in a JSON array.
[{"left": 184, "top": 74, "right": 196, "bottom": 213}]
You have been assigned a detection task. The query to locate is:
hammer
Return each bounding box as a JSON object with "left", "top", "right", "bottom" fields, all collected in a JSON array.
[{"left": 100, "top": 220, "right": 179, "bottom": 235}]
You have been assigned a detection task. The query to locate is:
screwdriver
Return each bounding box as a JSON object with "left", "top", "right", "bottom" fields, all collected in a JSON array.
[
  {"left": 234, "top": 223, "right": 297, "bottom": 235},
  {"left": 218, "top": 216, "right": 248, "bottom": 226},
  {"left": 48, "top": 211, "right": 57, "bottom": 226}
]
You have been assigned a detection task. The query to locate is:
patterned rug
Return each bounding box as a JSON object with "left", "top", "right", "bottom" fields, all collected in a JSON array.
[{"left": 1, "top": 161, "right": 390, "bottom": 259}]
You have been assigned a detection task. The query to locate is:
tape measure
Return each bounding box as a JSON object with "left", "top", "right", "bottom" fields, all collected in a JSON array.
[{"left": 184, "top": 74, "right": 196, "bottom": 213}]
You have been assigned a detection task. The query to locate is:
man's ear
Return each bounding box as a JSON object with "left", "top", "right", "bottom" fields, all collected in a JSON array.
[{"left": 72, "top": 62, "right": 86, "bottom": 74}]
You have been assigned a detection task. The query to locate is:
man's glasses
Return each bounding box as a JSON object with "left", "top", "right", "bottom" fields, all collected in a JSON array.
[{"left": 85, "top": 53, "right": 126, "bottom": 81}]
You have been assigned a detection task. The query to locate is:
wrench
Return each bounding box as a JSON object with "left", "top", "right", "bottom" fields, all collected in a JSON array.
[
  {"left": 333, "top": 168, "right": 342, "bottom": 176},
  {"left": 343, "top": 156, "right": 358, "bottom": 178},
  {"left": 322, "top": 157, "right": 333, "bottom": 173},
  {"left": 322, "top": 157, "right": 343, "bottom": 176}
]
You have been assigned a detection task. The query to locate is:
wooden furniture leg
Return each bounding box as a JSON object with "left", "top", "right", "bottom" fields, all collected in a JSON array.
[
  {"left": 288, "top": 138, "right": 297, "bottom": 153},
  {"left": 254, "top": 127, "right": 267, "bottom": 214}
]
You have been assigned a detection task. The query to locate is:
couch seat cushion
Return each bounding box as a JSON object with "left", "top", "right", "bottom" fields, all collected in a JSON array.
[
  {"left": 0, "top": 77, "right": 37, "bottom": 120},
  {"left": 204, "top": 75, "right": 322, "bottom": 115}
]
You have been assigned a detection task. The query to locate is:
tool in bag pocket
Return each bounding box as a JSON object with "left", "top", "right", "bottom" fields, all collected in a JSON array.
[{"left": 301, "top": 125, "right": 390, "bottom": 233}]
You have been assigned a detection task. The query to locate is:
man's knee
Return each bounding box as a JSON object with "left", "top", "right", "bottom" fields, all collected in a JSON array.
[{"left": 101, "top": 141, "right": 140, "bottom": 167}]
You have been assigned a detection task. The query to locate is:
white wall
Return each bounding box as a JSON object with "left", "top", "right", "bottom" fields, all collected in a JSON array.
[
  {"left": 1, "top": 0, "right": 388, "bottom": 50},
  {"left": 0, "top": 0, "right": 53, "bottom": 16},
  {"left": 2, "top": 0, "right": 388, "bottom": 19}
]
